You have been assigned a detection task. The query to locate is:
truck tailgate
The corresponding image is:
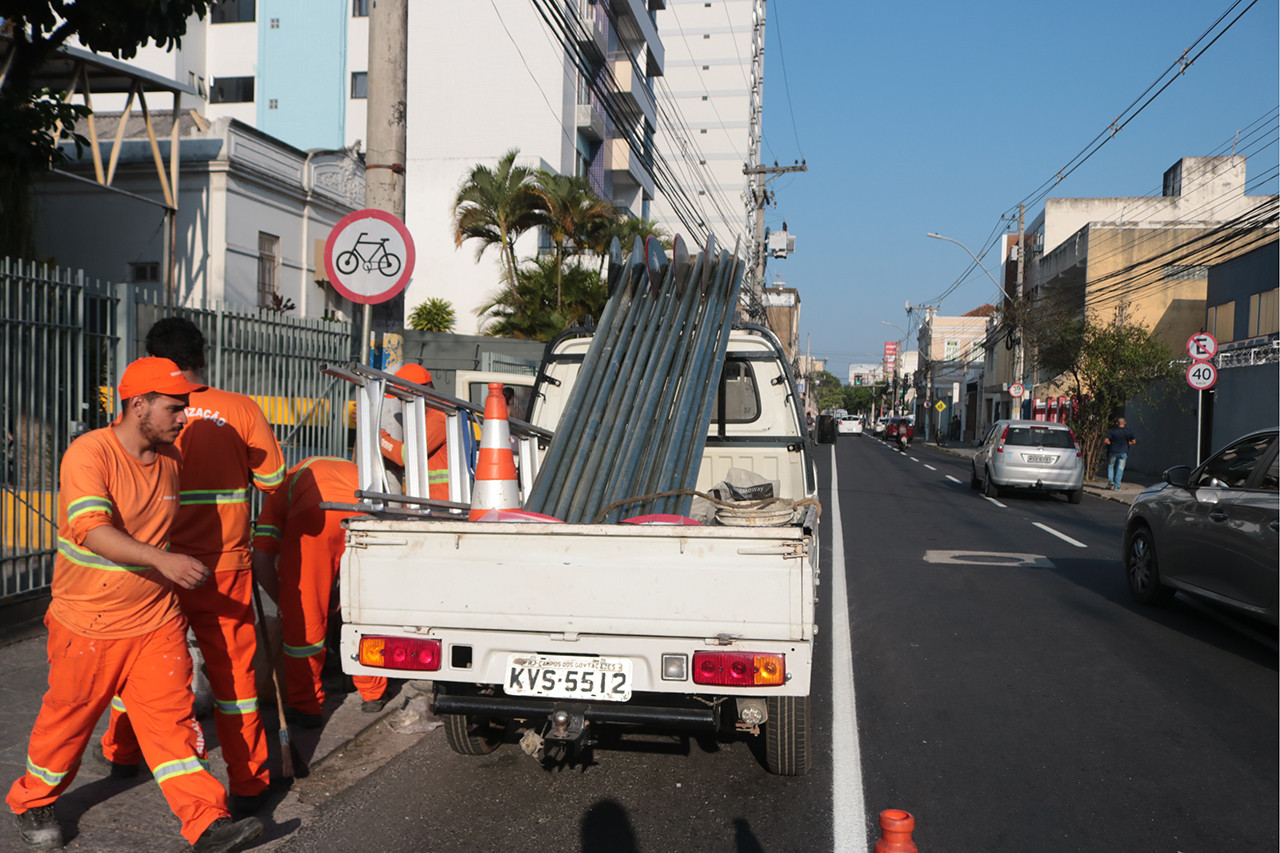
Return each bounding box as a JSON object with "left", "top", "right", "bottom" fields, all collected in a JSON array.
[{"left": 342, "top": 518, "right": 815, "bottom": 642}]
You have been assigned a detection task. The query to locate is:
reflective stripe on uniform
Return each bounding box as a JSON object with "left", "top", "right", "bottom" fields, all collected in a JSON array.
[
  {"left": 58, "top": 538, "right": 155, "bottom": 573},
  {"left": 67, "top": 496, "right": 113, "bottom": 521},
  {"left": 254, "top": 464, "right": 286, "bottom": 489},
  {"left": 111, "top": 696, "right": 127, "bottom": 713},
  {"left": 283, "top": 640, "right": 325, "bottom": 659},
  {"left": 152, "top": 755, "right": 209, "bottom": 785},
  {"left": 253, "top": 524, "right": 281, "bottom": 542},
  {"left": 428, "top": 470, "right": 449, "bottom": 484},
  {"left": 214, "top": 695, "right": 260, "bottom": 716},
  {"left": 24, "top": 756, "right": 69, "bottom": 788},
  {"left": 179, "top": 487, "right": 250, "bottom": 506}
]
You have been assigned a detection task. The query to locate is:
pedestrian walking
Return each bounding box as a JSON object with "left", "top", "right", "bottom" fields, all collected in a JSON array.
[
  {"left": 100, "top": 318, "right": 286, "bottom": 816},
  {"left": 1104, "top": 416, "right": 1137, "bottom": 490},
  {"left": 6, "top": 357, "right": 262, "bottom": 853},
  {"left": 251, "top": 458, "right": 387, "bottom": 726},
  {"left": 378, "top": 363, "right": 449, "bottom": 500}
]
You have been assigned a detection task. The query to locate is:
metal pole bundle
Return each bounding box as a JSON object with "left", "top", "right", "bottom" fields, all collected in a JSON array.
[{"left": 525, "top": 235, "right": 743, "bottom": 523}]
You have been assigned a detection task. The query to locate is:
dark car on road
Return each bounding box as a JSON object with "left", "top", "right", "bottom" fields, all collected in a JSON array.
[{"left": 1124, "top": 427, "right": 1279, "bottom": 625}]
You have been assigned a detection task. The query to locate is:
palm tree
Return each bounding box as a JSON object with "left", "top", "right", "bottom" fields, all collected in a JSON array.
[
  {"left": 530, "top": 170, "right": 616, "bottom": 310},
  {"left": 477, "top": 256, "right": 606, "bottom": 341},
  {"left": 452, "top": 149, "right": 541, "bottom": 299}
]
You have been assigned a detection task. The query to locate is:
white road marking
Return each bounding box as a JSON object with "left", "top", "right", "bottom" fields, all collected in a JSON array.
[
  {"left": 1033, "top": 522, "right": 1088, "bottom": 548},
  {"left": 984, "top": 496, "right": 1007, "bottom": 508},
  {"left": 924, "top": 550, "right": 1054, "bottom": 569},
  {"left": 945, "top": 475, "right": 963, "bottom": 484},
  {"left": 829, "top": 447, "right": 867, "bottom": 852},
  {"left": 909, "top": 456, "right": 920, "bottom": 462},
  {"left": 923, "top": 464, "right": 936, "bottom": 471}
]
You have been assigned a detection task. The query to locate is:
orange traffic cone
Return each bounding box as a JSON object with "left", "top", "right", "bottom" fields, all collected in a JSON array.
[
  {"left": 469, "top": 383, "right": 521, "bottom": 520},
  {"left": 875, "top": 809, "right": 918, "bottom": 853}
]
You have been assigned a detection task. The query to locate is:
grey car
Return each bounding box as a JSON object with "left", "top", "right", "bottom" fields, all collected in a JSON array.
[
  {"left": 1124, "top": 428, "right": 1279, "bottom": 625},
  {"left": 971, "top": 419, "right": 1085, "bottom": 503}
]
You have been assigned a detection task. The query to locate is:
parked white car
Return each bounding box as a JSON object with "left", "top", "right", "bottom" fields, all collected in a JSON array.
[{"left": 873, "top": 416, "right": 890, "bottom": 435}]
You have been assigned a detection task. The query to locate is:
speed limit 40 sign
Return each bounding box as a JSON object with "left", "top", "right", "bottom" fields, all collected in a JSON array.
[{"left": 1186, "top": 360, "right": 1218, "bottom": 390}]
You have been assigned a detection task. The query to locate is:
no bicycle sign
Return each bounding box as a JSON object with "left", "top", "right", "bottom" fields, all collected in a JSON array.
[{"left": 325, "top": 209, "right": 416, "bottom": 304}]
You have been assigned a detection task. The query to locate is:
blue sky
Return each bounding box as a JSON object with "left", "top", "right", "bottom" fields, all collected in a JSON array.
[{"left": 756, "top": 0, "right": 1280, "bottom": 380}]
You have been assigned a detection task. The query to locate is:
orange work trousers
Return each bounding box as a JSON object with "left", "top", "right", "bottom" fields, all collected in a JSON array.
[
  {"left": 278, "top": 512, "right": 385, "bottom": 714},
  {"left": 6, "top": 614, "right": 228, "bottom": 845},
  {"left": 101, "top": 568, "right": 268, "bottom": 798}
]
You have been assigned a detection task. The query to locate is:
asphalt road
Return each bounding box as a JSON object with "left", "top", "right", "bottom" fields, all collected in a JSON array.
[{"left": 265, "top": 436, "right": 1277, "bottom": 853}]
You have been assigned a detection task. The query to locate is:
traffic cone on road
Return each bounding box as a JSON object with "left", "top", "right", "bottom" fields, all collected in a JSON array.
[
  {"left": 875, "top": 809, "right": 918, "bottom": 853},
  {"left": 469, "top": 383, "right": 521, "bottom": 520}
]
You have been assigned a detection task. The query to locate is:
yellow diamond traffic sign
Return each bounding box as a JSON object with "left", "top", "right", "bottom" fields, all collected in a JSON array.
[{"left": 934, "top": 400, "right": 946, "bottom": 412}]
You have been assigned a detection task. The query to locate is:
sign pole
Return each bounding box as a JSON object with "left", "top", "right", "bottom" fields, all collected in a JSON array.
[{"left": 1196, "top": 389, "right": 1202, "bottom": 467}]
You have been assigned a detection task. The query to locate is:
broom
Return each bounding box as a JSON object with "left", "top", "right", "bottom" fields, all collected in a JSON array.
[{"left": 252, "top": 581, "right": 308, "bottom": 779}]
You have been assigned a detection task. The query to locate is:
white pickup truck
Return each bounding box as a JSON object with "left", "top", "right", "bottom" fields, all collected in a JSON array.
[{"left": 338, "top": 324, "right": 820, "bottom": 774}]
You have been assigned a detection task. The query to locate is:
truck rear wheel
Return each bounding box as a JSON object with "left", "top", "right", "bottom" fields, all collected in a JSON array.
[
  {"left": 764, "top": 696, "right": 811, "bottom": 775},
  {"left": 443, "top": 713, "right": 504, "bottom": 756}
]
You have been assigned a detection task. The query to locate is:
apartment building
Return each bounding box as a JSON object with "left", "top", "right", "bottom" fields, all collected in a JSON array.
[
  {"left": 914, "top": 306, "right": 994, "bottom": 440},
  {"left": 651, "top": 0, "right": 756, "bottom": 251}
]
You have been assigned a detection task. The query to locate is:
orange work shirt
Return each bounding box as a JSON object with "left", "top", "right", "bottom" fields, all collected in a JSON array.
[
  {"left": 379, "top": 404, "right": 448, "bottom": 500},
  {"left": 252, "top": 457, "right": 358, "bottom": 555},
  {"left": 50, "top": 427, "right": 183, "bottom": 639},
  {"left": 172, "top": 387, "right": 285, "bottom": 570}
]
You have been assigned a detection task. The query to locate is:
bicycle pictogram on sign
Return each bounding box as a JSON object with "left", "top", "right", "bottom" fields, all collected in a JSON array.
[{"left": 336, "top": 232, "right": 402, "bottom": 278}]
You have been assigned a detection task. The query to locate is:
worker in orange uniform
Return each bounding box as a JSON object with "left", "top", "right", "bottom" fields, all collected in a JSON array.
[
  {"left": 100, "top": 318, "right": 285, "bottom": 816},
  {"left": 6, "top": 357, "right": 263, "bottom": 853},
  {"left": 378, "top": 363, "right": 449, "bottom": 500},
  {"left": 251, "top": 457, "right": 387, "bottom": 725}
]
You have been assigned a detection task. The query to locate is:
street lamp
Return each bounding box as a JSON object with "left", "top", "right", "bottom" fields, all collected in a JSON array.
[
  {"left": 927, "top": 231, "right": 1024, "bottom": 422},
  {"left": 925, "top": 232, "right": 1014, "bottom": 302},
  {"left": 880, "top": 320, "right": 907, "bottom": 416}
]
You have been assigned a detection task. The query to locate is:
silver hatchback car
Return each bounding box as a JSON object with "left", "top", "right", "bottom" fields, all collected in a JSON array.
[
  {"left": 971, "top": 419, "right": 1085, "bottom": 503},
  {"left": 1124, "top": 428, "right": 1278, "bottom": 625}
]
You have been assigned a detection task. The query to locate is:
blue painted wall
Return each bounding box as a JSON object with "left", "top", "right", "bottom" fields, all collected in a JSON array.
[{"left": 257, "top": 0, "right": 348, "bottom": 150}]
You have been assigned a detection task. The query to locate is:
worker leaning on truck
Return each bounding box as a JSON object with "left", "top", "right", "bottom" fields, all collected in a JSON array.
[
  {"left": 378, "top": 362, "right": 449, "bottom": 500},
  {"left": 251, "top": 457, "right": 387, "bottom": 724},
  {"left": 99, "top": 318, "right": 286, "bottom": 817},
  {"left": 6, "top": 357, "right": 263, "bottom": 853}
]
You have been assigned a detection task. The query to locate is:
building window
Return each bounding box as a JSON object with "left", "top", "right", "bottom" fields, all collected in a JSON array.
[
  {"left": 129, "top": 262, "right": 160, "bottom": 283},
  {"left": 269, "top": 17, "right": 279, "bottom": 28},
  {"left": 944, "top": 340, "right": 959, "bottom": 361},
  {"left": 1206, "top": 301, "right": 1235, "bottom": 343},
  {"left": 702, "top": 65, "right": 709, "bottom": 70},
  {"left": 268, "top": 98, "right": 278, "bottom": 109},
  {"left": 258, "top": 232, "right": 280, "bottom": 309},
  {"left": 701, "top": 95, "right": 708, "bottom": 101},
  {"left": 353, "top": 0, "right": 370, "bottom": 16},
  {"left": 1163, "top": 264, "right": 1208, "bottom": 281},
  {"left": 210, "top": 76, "right": 254, "bottom": 104},
  {"left": 1249, "top": 288, "right": 1279, "bottom": 337},
  {"left": 211, "top": 0, "right": 255, "bottom": 24},
  {"left": 351, "top": 72, "right": 368, "bottom": 99}
]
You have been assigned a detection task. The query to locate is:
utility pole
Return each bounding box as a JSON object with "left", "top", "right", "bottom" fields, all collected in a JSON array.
[
  {"left": 744, "top": 162, "right": 806, "bottom": 314},
  {"left": 365, "top": 0, "right": 408, "bottom": 366},
  {"left": 1014, "top": 202, "right": 1026, "bottom": 416}
]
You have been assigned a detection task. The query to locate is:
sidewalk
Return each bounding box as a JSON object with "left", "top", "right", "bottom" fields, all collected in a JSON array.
[
  {"left": 0, "top": 616, "right": 435, "bottom": 852},
  {"left": 924, "top": 439, "right": 1157, "bottom": 504}
]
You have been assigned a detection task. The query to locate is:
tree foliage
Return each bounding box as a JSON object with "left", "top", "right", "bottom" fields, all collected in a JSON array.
[
  {"left": 0, "top": 1, "right": 216, "bottom": 257},
  {"left": 452, "top": 148, "right": 541, "bottom": 298},
  {"left": 407, "top": 298, "right": 456, "bottom": 333},
  {"left": 529, "top": 170, "right": 615, "bottom": 311},
  {"left": 477, "top": 255, "right": 605, "bottom": 342},
  {"left": 809, "top": 370, "right": 845, "bottom": 412},
  {"left": 1039, "top": 319, "right": 1179, "bottom": 477}
]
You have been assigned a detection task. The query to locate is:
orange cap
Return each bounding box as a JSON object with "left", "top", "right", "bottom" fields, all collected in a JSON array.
[
  {"left": 385, "top": 363, "right": 432, "bottom": 398},
  {"left": 118, "top": 357, "right": 206, "bottom": 400},
  {"left": 396, "top": 363, "right": 432, "bottom": 385}
]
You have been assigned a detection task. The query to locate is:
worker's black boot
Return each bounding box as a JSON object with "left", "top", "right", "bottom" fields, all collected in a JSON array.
[{"left": 188, "top": 816, "right": 263, "bottom": 853}]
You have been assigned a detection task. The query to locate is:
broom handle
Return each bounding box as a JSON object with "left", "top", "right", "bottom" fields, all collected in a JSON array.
[{"left": 251, "top": 579, "right": 295, "bottom": 775}]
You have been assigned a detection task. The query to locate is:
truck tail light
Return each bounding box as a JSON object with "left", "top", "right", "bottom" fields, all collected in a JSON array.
[
  {"left": 358, "top": 635, "right": 441, "bottom": 671},
  {"left": 692, "top": 651, "right": 785, "bottom": 687}
]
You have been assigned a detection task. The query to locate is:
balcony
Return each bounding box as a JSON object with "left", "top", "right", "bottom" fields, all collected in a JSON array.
[
  {"left": 575, "top": 102, "right": 605, "bottom": 142},
  {"left": 574, "top": 0, "right": 608, "bottom": 59},
  {"left": 606, "top": 137, "right": 654, "bottom": 198},
  {"left": 609, "top": 56, "right": 656, "bottom": 125}
]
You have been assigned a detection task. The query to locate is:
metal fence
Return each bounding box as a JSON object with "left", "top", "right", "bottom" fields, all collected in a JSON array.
[{"left": 1, "top": 258, "right": 355, "bottom": 602}]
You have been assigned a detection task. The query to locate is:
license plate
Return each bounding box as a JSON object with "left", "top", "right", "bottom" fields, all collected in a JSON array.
[
  {"left": 1025, "top": 454, "right": 1055, "bottom": 463},
  {"left": 505, "top": 654, "right": 632, "bottom": 702}
]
